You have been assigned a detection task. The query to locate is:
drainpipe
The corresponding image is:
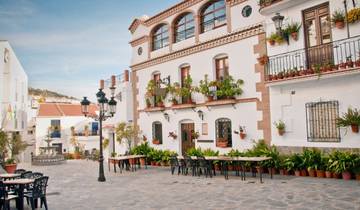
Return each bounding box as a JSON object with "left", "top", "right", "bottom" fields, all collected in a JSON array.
[{"left": 344, "top": 0, "right": 350, "bottom": 38}]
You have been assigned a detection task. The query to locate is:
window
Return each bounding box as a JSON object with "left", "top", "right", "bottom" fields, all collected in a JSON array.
[
  {"left": 242, "top": 5, "right": 252, "bottom": 18},
  {"left": 305, "top": 101, "right": 340, "bottom": 142},
  {"left": 215, "top": 118, "right": 232, "bottom": 147},
  {"left": 152, "top": 121, "right": 163, "bottom": 144},
  {"left": 91, "top": 122, "right": 99, "bottom": 136},
  {"left": 215, "top": 56, "right": 229, "bottom": 81},
  {"left": 152, "top": 24, "right": 169, "bottom": 51},
  {"left": 201, "top": 0, "right": 226, "bottom": 33},
  {"left": 174, "top": 13, "right": 195, "bottom": 43},
  {"left": 50, "top": 120, "right": 61, "bottom": 138}
]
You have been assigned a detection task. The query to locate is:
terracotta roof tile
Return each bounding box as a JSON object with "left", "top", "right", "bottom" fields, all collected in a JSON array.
[{"left": 38, "top": 103, "right": 98, "bottom": 117}]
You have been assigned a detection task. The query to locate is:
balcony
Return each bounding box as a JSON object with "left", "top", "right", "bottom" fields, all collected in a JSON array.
[
  {"left": 259, "top": 0, "right": 310, "bottom": 15},
  {"left": 265, "top": 36, "right": 360, "bottom": 85}
]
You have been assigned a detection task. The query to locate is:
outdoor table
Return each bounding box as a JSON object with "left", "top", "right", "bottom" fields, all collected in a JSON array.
[
  {"left": 108, "top": 155, "right": 146, "bottom": 173},
  {"left": 0, "top": 173, "right": 21, "bottom": 180},
  {"left": 3, "top": 178, "right": 34, "bottom": 210}
]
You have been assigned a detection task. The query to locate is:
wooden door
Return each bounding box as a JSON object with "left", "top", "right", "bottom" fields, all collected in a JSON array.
[
  {"left": 303, "top": 3, "right": 333, "bottom": 68},
  {"left": 181, "top": 123, "right": 195, "bottom": 155}
]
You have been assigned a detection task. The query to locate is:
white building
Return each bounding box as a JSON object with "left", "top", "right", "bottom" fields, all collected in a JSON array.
[
  {"left": 128, "top": 0, "right": 360, "bottom": 154},
  {"left": 0, "top": 41, "right": 28, "bottom": 138},
  {"left": 35, "top": 103, "right": 105, "bottom": 156},
  {"left": 102, "top": 70, "right": 133, "bottom": 155}
]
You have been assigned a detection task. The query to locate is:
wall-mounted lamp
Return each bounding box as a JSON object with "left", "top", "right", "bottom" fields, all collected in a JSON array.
[
  {"left": 271, "top": 13, "right": 289, "bottom": 45},
  {"left": 197, "top": 110, "right": 204, "bottom": 121},
  {"left": 163, "top": 112, "right": 170, "bottom": 122}
]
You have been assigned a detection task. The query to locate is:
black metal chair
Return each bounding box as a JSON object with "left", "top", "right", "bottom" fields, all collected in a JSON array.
[
  {"left": 24, "top": 176, "right": 49, "bottom": 210},
  {"left": 14, "top": 169, "right": 26, "bottom": 174},
  {"left": 184, "top": 156, "right": 197, "bottom": 176},
  {"left": 20, "top": 171, "right": 33, "bottom": 178},
  {"left": 197, "top": 157, "right": 212, "bottom": 178},
  {"left": 0, "top": 181, "right": 18, "bottom": 210},
  {"left": 169, "top": 156, "right": 182, "bottom": 175}
]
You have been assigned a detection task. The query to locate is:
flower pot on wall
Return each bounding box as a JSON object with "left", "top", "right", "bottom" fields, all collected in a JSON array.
[
  {"left": 278, "top": 129, "right": 285, "bottom": 136},
  {"left": 351, "top": 124, "right": 359, "bottom": 133},
  {"left": 239, "top": 132, "right": 246, "bottom": 140},
  {"left": 4, "top": 164, "right": 17, "bottom": 173},
  {"left": 335, "top": 21, "right": 345, "bottom": 29},
  {"left": 291, "top": 32, "right": 298, "bottom": 41}
]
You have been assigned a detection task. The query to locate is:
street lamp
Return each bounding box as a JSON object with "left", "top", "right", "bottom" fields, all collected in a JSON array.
[
  {"left": 272, "top": 13, "right": 284, "bottom": 34},
  {"left": 81, "top": 78, "right": 117, "bottom": 182}
]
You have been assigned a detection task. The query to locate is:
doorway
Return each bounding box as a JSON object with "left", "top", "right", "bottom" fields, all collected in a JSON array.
[
  {"left": 303, "top": 3, "right": 333, "bottom": 68},
  {"left": 181, "top": 123, "right": 195, "bottom": 155}
]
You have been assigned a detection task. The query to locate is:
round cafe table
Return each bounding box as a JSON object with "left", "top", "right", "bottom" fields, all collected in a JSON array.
[
  {"left": 0, "top": 173, "right": 21, "bottom": 180},
  {"left": 3, "top": 178, "right": 35, "bottom": 210}
]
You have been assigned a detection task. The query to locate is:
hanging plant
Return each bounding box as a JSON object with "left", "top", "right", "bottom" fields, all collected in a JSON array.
[
  {"left": 284, "top": 22, "right": 301, "bottom": 41},
  {"left": 336, "top": 107, "right": 360, "bottom": 133},
  {"left": 347, "top": 7, "right": 360, "bottom": 24},
  {"left": 257, "top": 55, "right": 269, "bottom": 65},
  {"left": 274, "top": 120, "right": 286, "bottom": 136},
  {"left": 168, "top": 132, "right": 177, "bottom": 139},
  {"left": 331, "top": 9, "right": 346, "bottom": 29}
]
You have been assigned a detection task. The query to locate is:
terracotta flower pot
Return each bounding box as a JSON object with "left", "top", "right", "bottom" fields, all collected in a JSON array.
[
  {"left": 278, "top": 129, "right": 285, "bottom": 136},
  {"left": 240, "top": 132, "right": 246, "bottom": 140},
  {"left": 269, "top": 40, "right": 275, "bottom": 46},
  {"left": 140, "top": 158, "right": 146, "bottom": 166},
  {"left": 335, "top": 21, "right": 345, "bottom": 29},
  {"left": 4, "top": 164, "right": 17, "bottom": 173},
  {"left": 316, "top": 170, "right": 325, "bottom": 178},
  {"left": 152, "top": 139, "right": 160, "bottom": 145},
  {"left": 351, "top": 124, "right": 359, "bottom": 133},
  {"left": 333, "top": 173, "right": 341, "bottom": 179},
  {"left": 342, "top": 171, "right": 352, "bottom": 180},
  {"left": 308, "top": 169, "right": 316, "bottom": 177},
  {"left": 228, "top": 165, "right": 234, "bottom": 171},
  {"left": 347, "top": 60, "right": 354, "bottom": 68},
  {"left": 129, "top": 158, "right": 136, "bottom": 165},
  {"left": 151, "top": 161, "right": 156, "bottom": 166},
  {"left": 294, "top": 170, "right": 301, "bottom": 176},
  {"left": 300, "top": 169, "right": 307, "bottom": 176},
  {"left": 207, "top": 96, "right": 213, "bottom": 102},
  {"left": 355, "top": 60, "right": 360, "bottom": 67},
  {"left": 156, "top": 162, "right": 161, "bottom": 166},
  {"left": 291, "top": 32, "right": 298, "bottom": 41},
  {"left": 217, "top": 141, "right": 228, "bottom": 148},
  {"left": 325, "top": 171, "right": 332, "bottom": 178},
  {"left": 356, "top": 174, "right": 360, "bottom": 180}
]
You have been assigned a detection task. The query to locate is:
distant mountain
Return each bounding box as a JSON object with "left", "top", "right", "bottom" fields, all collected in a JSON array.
[{"left": 28, "top": 87, "right": 78, "bottom": 100}]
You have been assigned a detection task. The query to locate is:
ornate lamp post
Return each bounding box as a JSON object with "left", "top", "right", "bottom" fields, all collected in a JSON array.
[{"left": 81, "top": 77, "right": 117, "bottom": 182}]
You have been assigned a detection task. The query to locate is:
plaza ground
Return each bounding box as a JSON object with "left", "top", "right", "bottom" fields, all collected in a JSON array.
[{"left": 15, "top": 160, "right": 360, "bottom": 210}]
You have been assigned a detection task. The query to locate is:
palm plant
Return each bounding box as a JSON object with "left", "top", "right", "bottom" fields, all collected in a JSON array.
[{"left": 337, "top": 107, "right": 360, "bottom": 133}]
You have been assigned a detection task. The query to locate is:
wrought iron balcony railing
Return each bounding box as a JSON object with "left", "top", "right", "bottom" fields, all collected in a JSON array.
[{"left": 265, "top": 35, "right": 360, "bottom": 82}]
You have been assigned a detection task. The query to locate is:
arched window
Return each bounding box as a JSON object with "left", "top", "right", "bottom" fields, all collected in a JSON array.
[
  {"left": 152, "top": 24, "right": 169, "bottom": 51},
  {"left": 200, "top": 0, "right": 226, "bottom": 33},
  {"left": 215, "top": 118, "right": 232, "bottom": 147},
  {"left": 152, "top": 121, "right": 163, "bottom": 144},
  {"left": 174, "top": 13, "right": 195, "bottom": 43}
]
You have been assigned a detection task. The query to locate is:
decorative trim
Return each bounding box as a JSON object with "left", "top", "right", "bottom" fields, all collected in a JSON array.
[
  {"left": 197, "top": 139, "right": 214, "bottom": 143},
  {"left": 128, "top": 0, "right": 248, "bottom": 34},
  {"left": 205, "top": 99, "right": 236, "bottom": 107},
  {"left": 171, "top": 103, "right": 196, "bottom": 110},
  {"left": 131, "top": 23, "right": 264, "bottom": 71},
  {"left": 253, "top": 33, "right": 271, "bottom": 145},
  {"left": 138, "top": 97, "right": 259, "bottom": 113},
  {"left": 144, "top": 107, "right": 166, "bottom": 112},
  {"left": 130, "top": 36, "right": 149, "bottom": 47}
]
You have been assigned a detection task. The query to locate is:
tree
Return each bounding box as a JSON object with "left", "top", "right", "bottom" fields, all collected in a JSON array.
[
  {"left": 115, "top": 122, "right": 141, "bottom": 152},
  {"left": 0, "top": 131, "right": 27, "bottom": 164}
]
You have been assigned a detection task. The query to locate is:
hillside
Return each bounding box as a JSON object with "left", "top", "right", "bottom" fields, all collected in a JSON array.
[{"left": 28, "top": 87, "right": 78, "bottom": 100}]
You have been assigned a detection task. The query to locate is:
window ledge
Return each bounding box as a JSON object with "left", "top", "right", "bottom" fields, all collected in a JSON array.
[
  {"left": 144, "top": 106, "right": 165, "bottom": 112},
  {"left": 171, "top": 103, "right": 196, "bottom": 110},
  {"left": 205, "top": 99, "right": 236, "bottom": 107}
]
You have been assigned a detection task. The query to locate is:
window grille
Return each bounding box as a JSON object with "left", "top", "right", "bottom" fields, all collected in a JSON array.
[
  {"left": 152, "top": 121, "right": 163, "bottom": 144},
  {"left": 215, "top": 118, "right": 232, "bottom": 146},
  {"left": 305, "top": 101, "right": 340, "bottom": 142}
]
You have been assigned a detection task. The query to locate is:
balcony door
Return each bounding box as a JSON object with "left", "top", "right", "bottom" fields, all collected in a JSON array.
[{"left": 303, "top": 3, "right": 333, "bottom": 68}]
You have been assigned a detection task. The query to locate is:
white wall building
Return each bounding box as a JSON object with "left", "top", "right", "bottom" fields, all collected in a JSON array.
[
  {"left": 0, "top": 41, "right": 28, "bottom": 138},
  {"left": 102, "top": 70, "right": 133, "bottom": 155},
  {"left": 35, "top": 103, "right": 108, "bottom": 157},
  {"left": 128, "top": 0, "right": 360, "bottom": 154}
]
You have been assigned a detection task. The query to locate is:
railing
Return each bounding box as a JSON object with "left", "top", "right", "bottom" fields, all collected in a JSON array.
[
  {"left": 104, "top": 72, "right": 131, "bottom": 88},
  {"left": 265, "top": 35, "right": 360, "bottom": 81},
  {"left": 258, "top": 0, "right": 282, "bottom": 9}
]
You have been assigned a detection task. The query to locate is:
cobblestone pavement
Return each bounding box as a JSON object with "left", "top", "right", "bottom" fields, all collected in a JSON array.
[{"left": 14, "top": 160, "right": 360, "bottom": 210}]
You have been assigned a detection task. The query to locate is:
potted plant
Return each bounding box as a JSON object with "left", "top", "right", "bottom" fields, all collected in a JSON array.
[
  {"left": 302, "top": 148, "right": 321, "bottom": 177},
  {"left": 168, "top": 132, "right": 177, "bottom": 140},
  {"left": 70, "top": 126, "right": 75, "bottom": 136},
  {"left": 347, "top": 7, "right": 360, "bottom": 24},
  {"left": 257, "top": 55, "right": 269, "bottom": 65},
  {"left": 315, "top": 156, "right": 327, "bottom": 178},
  {"left": 329, "top": 151, "right": 356, "bottom": 180},
  {"left": 336, "top": 107, "right": 360, "bottom": 133},
  {"left": 284, "top": 153, "right": 303, "bottom": 176},
  {"left": 216, "top": 138, "right": 228, "bottom": 148},
  {"left": 146, "top": 79, "right": 157, "bottom": 96},
  {"left": 346, "top": 57, "right": 354, "bottom": 68},
  {"left": 180, "top": 76, "right": 195, "bottom": 104},
  {"left": 191, "top": 131, "right": 199, "bottom": 140},
  {"left": 145, "top": 96, "right": 152, "bottom": 108},
  {"left": 152, "top": 139, "right": 160, "bottom": 145},
  {"left": 215, "top": 76, "right": 244, "bottom": 100},
  {"left": 156, "top": 96, "right": 165, "bottom": 107},
  {"left": 267, "top": 32, "right": 277, "bottom": 46},
  {"left": 2, "top": 132, "right": 27, "bottom": 173},
  {"left": 239, "top": 126, "right": 246, "bottom": 140},
  {"left": 331, "top": 9, "right": 346, "bottom": 29},
  {"left": 353, "top": 155, "right": 360, "bottom": 180},
  {"left": 116, "top": 122, "right": 142, "bottom": 154},
  {"left": 274, "top": 120, "right": 286, "bottom": 136},
  {"left": 260, "top": 145, "right": 280, "bottom": 175},
  {"left": 84, "top": 125, "right": 89, "bottom": 136},
  {"left": 278, "top": 155, "right": 289, "bottom": 175},
  {"left": 285, "top": 22, "right": 301, "bottom": 41},
  {"left": 196, "top": 74, "right": 214, "bottom": 102}
]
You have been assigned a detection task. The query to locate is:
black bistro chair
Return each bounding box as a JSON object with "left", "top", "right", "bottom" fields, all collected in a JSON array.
[
  {"left": 0, "top": 181, "right": 18, "bottom": 210},
  {"left": 14, "top": 169, "right": 26, "bottom": 174},
  {"left": 184, "top": 156, "right": 197, "bottom": 176},
  {"left": 24, "top": 176, "right": 49, "bottom": 210},
  {"left": 169, "top": 156, "right": 181, "bottom": 175},
  {"left": 197, "top": 156, "right": 212, "bottom": 178}
]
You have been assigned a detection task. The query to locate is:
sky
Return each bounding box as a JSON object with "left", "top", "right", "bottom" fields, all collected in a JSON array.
[{"left": 0, "top": 0, "right": 179, "bottom": 100}]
